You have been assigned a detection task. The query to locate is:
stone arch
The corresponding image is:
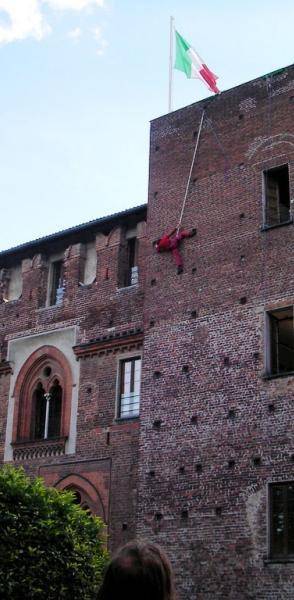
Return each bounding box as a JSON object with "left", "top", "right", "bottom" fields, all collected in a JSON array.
[
  {"left": 12, "top": 345, "right": 73, "bottom": 443},
  {"left": 55, "top": 473, "right": 106, "bottom": 521}
]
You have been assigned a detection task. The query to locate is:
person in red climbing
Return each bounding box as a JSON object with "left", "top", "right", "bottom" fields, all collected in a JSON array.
[{"left": 155, "top": 227, "right": 196, "bottom": 274}]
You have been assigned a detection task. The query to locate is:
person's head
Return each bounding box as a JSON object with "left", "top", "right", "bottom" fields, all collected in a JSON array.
[{"left": 97, "top": 540, "right": 175, "bottom": 600}]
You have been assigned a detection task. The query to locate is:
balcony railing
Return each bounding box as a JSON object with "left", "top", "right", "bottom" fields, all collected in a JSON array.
[{"left": 12, "top": 437, "right": 67, "bottom": 461}]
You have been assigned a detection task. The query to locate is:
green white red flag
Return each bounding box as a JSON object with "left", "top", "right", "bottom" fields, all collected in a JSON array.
[{"left": 174, "top": 30, "right": 220, "bottom": 94}]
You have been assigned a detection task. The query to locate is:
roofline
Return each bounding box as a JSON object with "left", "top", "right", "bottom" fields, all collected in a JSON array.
[
  {"left": 0, "top": 203, "right": 147, "bottom": 259},
  {"left": 150, "top": 62, "right": 294, "bottom": 123}
]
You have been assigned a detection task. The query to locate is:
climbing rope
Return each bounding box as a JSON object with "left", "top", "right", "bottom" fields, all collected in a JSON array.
[
  {"left": 176, "top": 108, "right": 234, "bottom": 233},
  {"left": 177, "top": 108, "right": 205, "bottom": 234},
  {"left": 177, "top": 71, "right": 278, "bottom": 234},
  {"left": 205, "top": 116, "right": 231, "bottom": 172}
]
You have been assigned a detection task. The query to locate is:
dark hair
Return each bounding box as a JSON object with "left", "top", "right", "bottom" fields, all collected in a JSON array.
[{"left": 97, "top": 540, "right": 175, "bottom": 600}]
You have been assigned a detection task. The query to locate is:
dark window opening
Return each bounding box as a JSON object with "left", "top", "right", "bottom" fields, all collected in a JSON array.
[
  {"left": 127, "top": 237, "right": 138, "bottom": 285},
  {"left": 50, "top": 260, "right": 64, "bottom": 306},
  {"left": 30, "top": 379, "right": 62, "bottom": 440},
  {"left": 264, "top": 165, "right": 290, "bottom": 227},
  {"left": 270, "top": 482, "right": 294, "bottom": 559},
  {"left": 31, "top": 383, "right": 46, "bottom": 440},
  {"left": 268, "top": 307, "right": 294, "bottom": 376},
  {"left": 118, "top": 234, "right": 138, "bottom": 288},
  {"left": 118, "top": 357, "right": 141, "bottom": 418},
  {"left": 48, "top": 380, "right": 62, "bottom": 438},
  {"left": 68, "top": 488, "right": 93, "bottom": 514},
  {"left": 43, "top": 366, "right": 52, "bottom": 377},
  {"left": 72, "top": 490, "right": 82, "bottom": 505}
]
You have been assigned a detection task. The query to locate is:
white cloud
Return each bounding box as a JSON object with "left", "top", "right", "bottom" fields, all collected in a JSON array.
[
  {"left": 43, "top": 0, "right": 104, "bottom": 10},
  {"left": 0, "top": 0, "right": 105, "bottom": 46},
  {"left": 67, "top": 26, "right": 82, "bottom": 39},
  {"left": 92, "top": 25, "right": 101, "bottom": 40},
  {"left": 96, "top": 39, "right": 107, "bottom": 56},
  {"left": 92, "top": 25, "right": 107, "bottom": 55},
  {"left": 0, "top": 0, "right": 50, "bottom": 45}
]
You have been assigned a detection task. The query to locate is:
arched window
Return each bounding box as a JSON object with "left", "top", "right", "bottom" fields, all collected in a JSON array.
[
  {"left": 68, "top": 487, "right": 94, "bottom": 514},
  {"left": 48, "top": 380, "right": 62, "bottom": 438},
  {"left": 31, "top": 382, "right": 47, "bottom": 439},
  {"left": 30, "top": 378, "right": 63, "bottom": 441},
  {"left": 12, "top": 345, "right": 72, "bottom": 446},
  {"left": 54, "top": 474, "right": 106, "bottom": 521}
]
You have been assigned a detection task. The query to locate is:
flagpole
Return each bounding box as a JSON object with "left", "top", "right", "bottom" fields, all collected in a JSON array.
[{"left": 168, "top": 16, "right": 174, "bottom": 113}]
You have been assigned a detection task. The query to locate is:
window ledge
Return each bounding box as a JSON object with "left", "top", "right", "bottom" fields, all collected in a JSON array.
[
  {"left": 116, "top": 284, "right": 139, "bottom": 292},
  {"left": 1, "top": 297, "right": 22, "bottom": 306},
  {"left": 12, "top": 437, "right": 68, "bottom": 461},
  {"left": 115, "top": 416, "right": 140, "bottom": 423},
  {"left": 36, "top": 304, "right": 63, "bottom": 312},
  {"left": 261, "top": 218, "right": 293, "bottom": 232},
  {"left": 264, "top": 558, "right": 294, "bottom": 564},
  {"left": 78, "top": 279, "right": 96, "bottom": 289},
  {"left": 263, "top": 371, "right": 294, "bottom": 381}
]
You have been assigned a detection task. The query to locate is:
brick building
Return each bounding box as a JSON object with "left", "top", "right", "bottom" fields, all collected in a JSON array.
[
  {"left": 0, "top": 204, "right": 147, "bottom": 551},
  {"left": 1, "top": 63, "right": 294, "bottom": 598}
]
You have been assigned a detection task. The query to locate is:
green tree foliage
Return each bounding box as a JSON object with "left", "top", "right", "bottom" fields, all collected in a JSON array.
[{"left": 0, "top": 466, "right": 108, "bottom": 599}]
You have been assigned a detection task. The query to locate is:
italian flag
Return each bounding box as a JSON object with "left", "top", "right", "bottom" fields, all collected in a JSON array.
[{"left": 174, "top": 30, "right": 220, "bottom": 94}]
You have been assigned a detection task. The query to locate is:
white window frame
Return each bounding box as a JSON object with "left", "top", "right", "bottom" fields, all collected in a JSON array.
[
  {"left": 46, "top": 253, "right": 64, "bottom": 307},
  {"left": 116, "top": 352, "right": 142, "bottom": 419}
]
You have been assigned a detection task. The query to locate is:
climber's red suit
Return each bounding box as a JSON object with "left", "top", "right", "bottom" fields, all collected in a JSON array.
[{"left": 155, "top": 227, "right": 196, "bottom": 273}]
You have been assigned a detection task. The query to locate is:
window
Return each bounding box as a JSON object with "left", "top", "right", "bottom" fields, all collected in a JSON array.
[
  {"left": 269, "top": 482, "right": 294, "bottom": 559},
  {"left": 49, "top": 260, "right": 64, "bottom": 306},
  {"left": 12, "top": 345, "right": 72, "bottom": 449},
  {"left": 126, "top": 237, "right": 139, "bottom": 286},
  {"left": 70, "top": 489, "right": 92, "bottom": 513},
  {"left": 81, "top": 241, "right": 97, "bottom": 285},
  {"left": 118, "top": 229, "right": 139, "bottom": 288},
  {"left": 4, "top": 264, "right": 22, "bottom": 302},
  {"left": 118, "top": 357, "right": 141, "bottom": 418},
  {"left": 264, "top": 165, "right": 290, "bottom": 227},
  {"left": 267, "top": 307, "right": 294, "bottom": 376},
  {"left": 31, "top": 379, "right": 62, "bottom": 440}
]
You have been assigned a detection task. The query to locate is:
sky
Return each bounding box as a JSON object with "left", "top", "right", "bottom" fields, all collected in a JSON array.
[{"left": 0, "top": 0, "right": 293, "bottom": 251}]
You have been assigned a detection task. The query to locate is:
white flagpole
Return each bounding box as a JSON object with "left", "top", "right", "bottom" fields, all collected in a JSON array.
[{"left": 168, "top": 16, "right": 175, "bottom": 113}]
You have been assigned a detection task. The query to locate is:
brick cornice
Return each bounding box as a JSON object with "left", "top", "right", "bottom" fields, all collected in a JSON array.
[
  {"left": 0, "top": 360, "right": 12, "bottom": 376},
  {"left": 73, "top": 329, "right": 144, "bottom": 359}
]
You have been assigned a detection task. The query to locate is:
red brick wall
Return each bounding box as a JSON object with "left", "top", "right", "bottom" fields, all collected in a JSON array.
[
  {"left": 137, "top": 65, "right": 294, "bottom": 598},
  {"left": 0, "top": 214, "right": 146, "bottom": 552},
  {"left": 1, "top": 64, "right": 294, "bottom": 597}
]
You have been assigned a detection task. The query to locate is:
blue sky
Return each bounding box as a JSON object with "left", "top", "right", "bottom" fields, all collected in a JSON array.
[{"left": 0, "top": 0, "right": 293, "bottom": 251}]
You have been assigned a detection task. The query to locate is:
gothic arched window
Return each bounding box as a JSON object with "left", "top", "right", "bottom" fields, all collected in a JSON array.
[
  {"left": 68, "top": 487, "right": 94, "bottom": 514},
  {"left": 48, "top": 380, "right": 62, "bottom": 438},
  {"left": 54, "top": 474, "right": 106, "bottom": 521},
  {"left": 12, "top": 345, "right": 72, "bottom": 445},
  {"left": 32, "top": 382, "right": 47, "bottom": 440}
]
